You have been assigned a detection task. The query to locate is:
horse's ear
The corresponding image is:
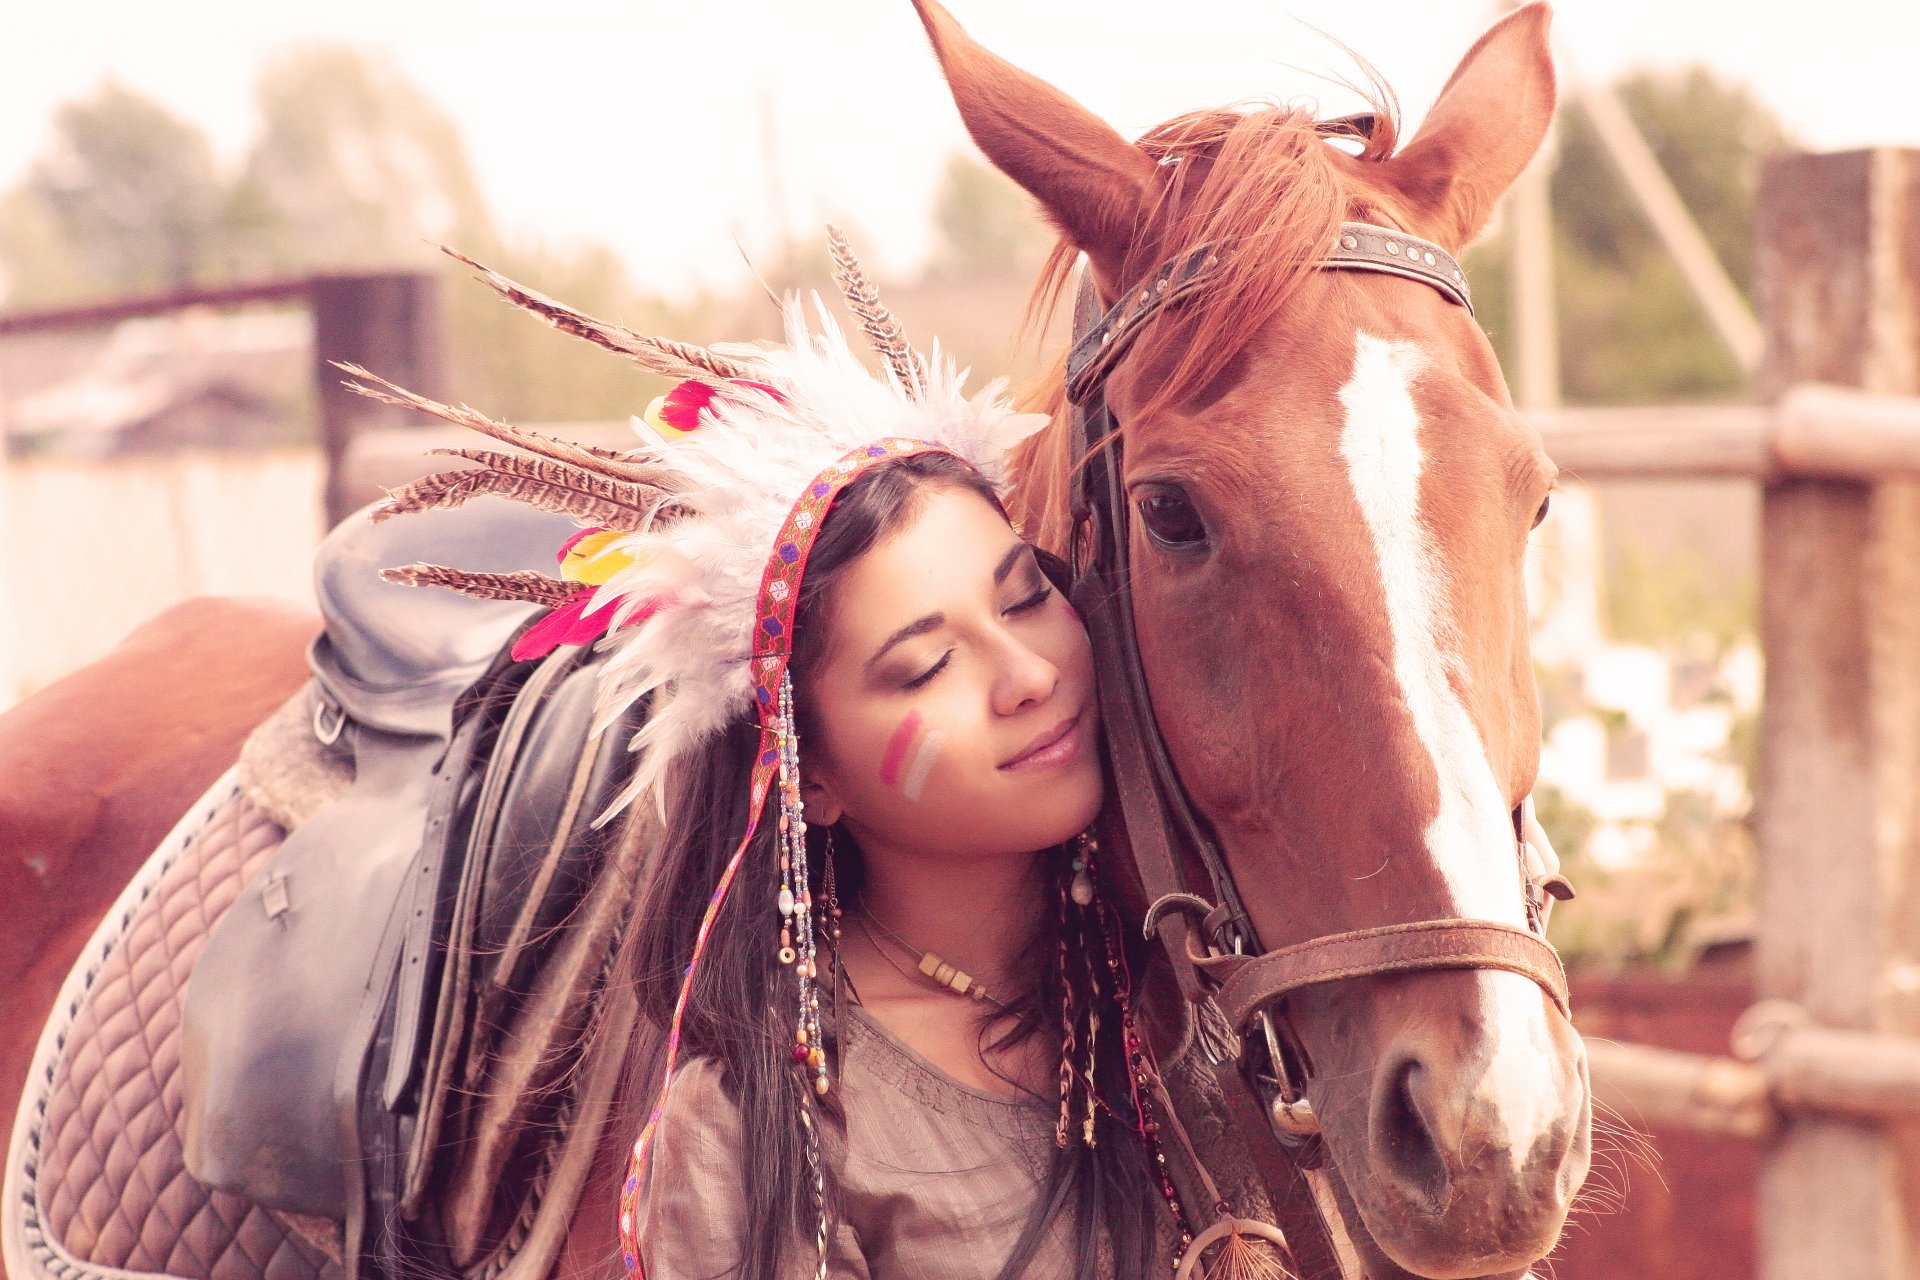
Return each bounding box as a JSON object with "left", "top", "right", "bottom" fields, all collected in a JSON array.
[
  {"left": 911, "top": 0, "right": 1156, "bottom": 292},
  {"left": 1375, "top": 2, "right": 1556, "bottom": 251}
]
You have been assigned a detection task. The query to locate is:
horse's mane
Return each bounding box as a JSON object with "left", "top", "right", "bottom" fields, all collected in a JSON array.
[{"left": 1010, "top": 79, "right": 1403, "bottom": 553}]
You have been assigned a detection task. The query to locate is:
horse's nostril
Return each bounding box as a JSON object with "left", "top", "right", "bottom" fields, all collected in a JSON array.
[{"left": 1372, "top": 1056, "right": 1452, "bottom": 1214}]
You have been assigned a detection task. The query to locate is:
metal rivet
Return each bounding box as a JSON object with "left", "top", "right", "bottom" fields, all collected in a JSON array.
[
  {"left": 1340, "top": 235, "right": 1358, "bottom": 250},
  {"left": 1424, "top": 251, "right": 1436, "bottom": 265},
  {"left": 1386, "top": 242, "right": 1401, "bottom": 256},
  {"left": 1453, "top": 269, "right": 1463, "bottom": 280}
]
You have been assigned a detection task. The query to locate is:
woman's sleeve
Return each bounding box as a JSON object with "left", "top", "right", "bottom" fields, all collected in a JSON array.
[{"left": 630, "top": 1057, "right": 869, "bottom": 1280}]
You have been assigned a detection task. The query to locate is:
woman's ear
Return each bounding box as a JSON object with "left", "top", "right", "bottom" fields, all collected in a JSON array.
[{"left": 801, "top": 774, "right": 845, "bottom": 827}]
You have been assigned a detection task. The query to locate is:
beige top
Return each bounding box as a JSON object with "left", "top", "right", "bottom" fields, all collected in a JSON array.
[{"left": 632, "top": 1004, "right": 1124, "bottom": 1279}]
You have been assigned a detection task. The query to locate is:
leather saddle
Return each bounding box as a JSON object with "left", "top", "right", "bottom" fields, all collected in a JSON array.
[{"left": 173, "top": 498, "right": 650, "bottom": 1277}]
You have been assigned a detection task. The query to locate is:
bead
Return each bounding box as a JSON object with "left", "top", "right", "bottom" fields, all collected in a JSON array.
[
  {"left": 791, "top": 1043, "right": 809, "bottom": 1062},
  {"left": 797, "top": 1027, "right": 809, "bottom": 1045},
  {"left": 778, "top": 946, "right": 797, "bottom": 965},
  {"left": 807, "top": 1047, "right": 826, "bottom": 1069},
  {"left": 778, "top": 888, "right": 796, "bottom": 916},
  {"left": 813, "top": 1075, "right": 831, "bottom": 1097},
  {"left": 1070, "top": 871, "right": 1095, "bottom": 906}
]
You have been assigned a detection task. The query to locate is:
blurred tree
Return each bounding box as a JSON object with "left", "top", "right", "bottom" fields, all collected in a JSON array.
[
  {"left": 225, "top": 46, "right": 493, "bottom": 276},
  {"left": 924, "top": 154, "right": 1052, "bottom": 282},
  {"left": 0, "top": 84, "right": 224, "bottom": 305},
  {"left": 1466, "top": 66, "right": 1791, "bottom": 405}
]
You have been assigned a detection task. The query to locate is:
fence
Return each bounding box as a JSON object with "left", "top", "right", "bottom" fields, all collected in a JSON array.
[
  {"left": 1539, "top": 147, "right": 1920, "bottom": 1279},
  {"left": 0, "top": 272, "right": 442, "bottom": 707}
]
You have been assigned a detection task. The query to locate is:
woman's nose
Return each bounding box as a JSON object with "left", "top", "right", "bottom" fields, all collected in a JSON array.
[{"left": 992, "top": 635, "right": 1060, "bottom": 716}]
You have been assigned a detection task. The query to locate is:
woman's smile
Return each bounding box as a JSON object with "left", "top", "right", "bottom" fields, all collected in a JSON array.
[{"left": 999, "top": 706, "right": 1088, "bottom": 773}]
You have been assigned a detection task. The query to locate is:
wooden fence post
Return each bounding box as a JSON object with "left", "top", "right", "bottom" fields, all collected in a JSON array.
[
  {"left": 1755, "top": 148, "right": 1920, "bottom": 1280},
  {"left": 309, "top": 272, "right": 444, "bottom": 528}
]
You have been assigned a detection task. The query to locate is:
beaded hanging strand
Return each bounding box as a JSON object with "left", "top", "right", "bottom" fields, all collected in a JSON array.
[
  {"left": 777, "top": 675, "right": 829, "bottom": 1097},
  {"left": 1054, "top": 861, "right": 1082, "bottom": 1149},
  {"left": 775, "top": 673, "right": 830, "bottom": 1280},
  {"left": 1075, "top": 835, "right": 1103, "bottom": 1147},
  {"left": 1087, "top": 835, "right": 1196, "bottom": 1265}
]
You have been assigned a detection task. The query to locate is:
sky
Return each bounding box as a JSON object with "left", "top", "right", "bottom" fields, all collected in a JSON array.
[{"left": 6, "top": 0, "right": 1920, "bottom": 300}]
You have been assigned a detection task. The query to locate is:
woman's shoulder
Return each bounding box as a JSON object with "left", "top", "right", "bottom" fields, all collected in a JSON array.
[{"left": 628, "top": 1057, "right": 750, "bottom": 1276}]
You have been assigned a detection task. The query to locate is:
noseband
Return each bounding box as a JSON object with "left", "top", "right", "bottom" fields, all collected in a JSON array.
[{"left": 1065, "top": 222, "right": 1574, "bottom": 1275}]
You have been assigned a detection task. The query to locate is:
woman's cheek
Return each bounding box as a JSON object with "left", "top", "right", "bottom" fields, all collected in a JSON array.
[{"left": 875, "top": 707, "right": 950, "bottom": 804}]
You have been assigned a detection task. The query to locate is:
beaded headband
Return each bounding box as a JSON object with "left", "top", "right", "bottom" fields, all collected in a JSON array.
[{"left": 348, "top": 234, "right": 1048, "bottom": 1280}]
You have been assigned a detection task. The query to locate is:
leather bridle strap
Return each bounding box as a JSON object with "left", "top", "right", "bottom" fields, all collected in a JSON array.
[{"left": 1199, "top": 919, "right": 1571, "bottom": 1034}]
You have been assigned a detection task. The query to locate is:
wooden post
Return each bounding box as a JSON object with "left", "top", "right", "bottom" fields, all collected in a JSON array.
[
  {"left": 1755, "top": 148, "right": 1920, "bottom": 1280},
  {"left": 309, "top": 272, "right": 444, "bottom": 528}
]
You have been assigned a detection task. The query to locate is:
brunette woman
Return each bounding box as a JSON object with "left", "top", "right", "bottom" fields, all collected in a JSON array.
[{"left": 375, "top": 281, "right": 1173, "bottom": 1279}]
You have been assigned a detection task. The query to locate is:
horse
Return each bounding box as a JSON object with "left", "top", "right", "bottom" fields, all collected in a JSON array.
[
  {"left": 3, "top": 4, "right": 1587, "bottom": 1279},
  {"left": 902, "top": 2, "right": 1589, "bottom": 1275},
  {"left": 0, "top": 596, "right": 314, "bottom": 1138}
]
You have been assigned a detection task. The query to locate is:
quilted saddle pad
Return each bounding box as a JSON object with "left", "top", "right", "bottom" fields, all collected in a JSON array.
[{"left": 3, "top": 772, "right": 342, "bottom": 1280}]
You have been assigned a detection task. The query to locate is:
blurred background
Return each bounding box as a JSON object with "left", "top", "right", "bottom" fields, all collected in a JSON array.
[{"left": 7, "top": 1, "right": 1920, "bottom": 1273}]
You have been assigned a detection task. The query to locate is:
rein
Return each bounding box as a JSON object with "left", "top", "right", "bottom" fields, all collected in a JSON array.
[{"left": 1064, "top": 221, "right": 1572, "bottom": 1279}]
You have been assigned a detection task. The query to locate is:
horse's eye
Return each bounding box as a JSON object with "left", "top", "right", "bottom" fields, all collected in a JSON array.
[
  {"left": 1532, "top": 495, "right": 1551, "bottom": 530},
  {"left": 1136, "top": 485, "right": 1209, "bottom": 552}
]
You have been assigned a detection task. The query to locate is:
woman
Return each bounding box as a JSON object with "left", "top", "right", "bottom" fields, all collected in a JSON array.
[
  {"left": 624, "top": 449, "right": 1167, "bottom": 1280},
  {"left": 370, "top": 273, "right": 1175, "bottom": 1280}
]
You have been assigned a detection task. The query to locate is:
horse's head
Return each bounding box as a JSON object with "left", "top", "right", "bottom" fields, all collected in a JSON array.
[{"left": 914, "top": 3, "right": 1587, "bottom": 1275}]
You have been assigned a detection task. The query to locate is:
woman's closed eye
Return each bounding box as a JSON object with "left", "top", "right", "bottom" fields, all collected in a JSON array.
[
  {"left": 903, "top": 651, "right": 953, "bottom": 691},
  {"left": 1005, "top": 581, "right": 1052, "bottom": 615},
  {"left": 899, "top": 577, "right": 1052, "bottom": 691}
]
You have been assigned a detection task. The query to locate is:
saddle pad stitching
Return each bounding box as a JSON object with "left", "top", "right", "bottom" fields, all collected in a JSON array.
[
  {"left": 3, "top": 773, "right": 338, "bottom": 1280},
  {"left": 7, "top": 774, "right": 239, "bottom": 1280}
]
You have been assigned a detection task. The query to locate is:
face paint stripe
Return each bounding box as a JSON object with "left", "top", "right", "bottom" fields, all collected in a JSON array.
[
  {"left": 878, "top": 710, "right": 922, "bottom": 789},
  {"left": 900, "top": 730, "right": 947, "bottom": 802}
]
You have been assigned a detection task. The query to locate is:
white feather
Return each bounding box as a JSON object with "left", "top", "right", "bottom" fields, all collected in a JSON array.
[{"left": 567, "top": 294, "right": 1045, "bottom": 820}]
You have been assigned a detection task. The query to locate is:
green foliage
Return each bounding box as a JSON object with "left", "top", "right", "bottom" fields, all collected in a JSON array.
[
  {"left": 1603, "top": 535, "right": 1755, "bottom": 652},
  {"left": 1543, "top": 783, "right": 1754, "bottom": 971},
  {"left": 224, "top": 46, "right": 494, "bottom": 278},
  {"left": 0, "top": 48, "right": 694, "bottom": 428},
  {"left": 1465, "top": 66, "right": 1790, "bottom": 406},
  {"left": 925, "top": 154, "right": 1053, "bottom": 282},
  {"left": 2, "top": 83, "right": 225, "bottom": 304}
]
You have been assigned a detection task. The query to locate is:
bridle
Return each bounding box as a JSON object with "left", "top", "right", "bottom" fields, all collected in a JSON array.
[{"left": 1064, "top": 221, "right": 1575, "bottom": 1279}]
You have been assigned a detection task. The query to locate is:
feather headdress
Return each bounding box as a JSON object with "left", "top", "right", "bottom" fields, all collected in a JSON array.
[
  {"left": 359, "top": 238, "right": 1049, "bottom": 1280},
  {"left": 353, "top": 240, "right": 1047, "bottom": 817}
]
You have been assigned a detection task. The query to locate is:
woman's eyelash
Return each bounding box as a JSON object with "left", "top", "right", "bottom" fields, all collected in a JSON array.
[
  {"left": 1007, "top": 583, "right": 1052, "bottom": 614},
  {"left": 902, "top": 584, "right": 1049, "bottom": 690},
  {"left": 904, "top": 652, "right": 951, "bottom": 691}
]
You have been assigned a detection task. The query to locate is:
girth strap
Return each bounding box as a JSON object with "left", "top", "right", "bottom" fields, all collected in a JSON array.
[{"left": 1199, "top": 919, "right": 1570, "bottom": 1034}]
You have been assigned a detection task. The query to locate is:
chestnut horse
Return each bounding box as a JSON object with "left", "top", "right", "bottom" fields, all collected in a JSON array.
[
  {"left": 0, "top": 598, "right": 314, "bottom": 1146},
  {"left": 5, "top": 4, "right": 1586, "bottom": 1279},
  {"left": 907, "top": 1, "right": 1589, "bottom": 1275}
]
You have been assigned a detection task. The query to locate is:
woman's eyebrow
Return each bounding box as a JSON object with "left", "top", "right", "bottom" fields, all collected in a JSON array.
[
  {"left": 866, "top": 545, "right": 1034, "bottom": 671},
  {"left": 993, "top": 542, "right": 1031, "bottom": 585},
  {"left": 867, "top": 614, "right": 946, "bottom": 671}
]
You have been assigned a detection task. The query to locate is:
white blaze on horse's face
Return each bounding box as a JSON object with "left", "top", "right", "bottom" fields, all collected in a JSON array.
[{"left": 1336, "top": 331, "right": 1564, "bottom": 1166}]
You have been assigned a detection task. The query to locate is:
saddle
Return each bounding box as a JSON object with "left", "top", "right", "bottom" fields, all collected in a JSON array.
[{"left": 8, "top": 497, "right": 652, "bottom": 1280}]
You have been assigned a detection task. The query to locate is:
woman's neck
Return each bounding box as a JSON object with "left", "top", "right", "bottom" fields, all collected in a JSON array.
[{"left": 855, "top": 844, "right": 1051, "bottom": 993}]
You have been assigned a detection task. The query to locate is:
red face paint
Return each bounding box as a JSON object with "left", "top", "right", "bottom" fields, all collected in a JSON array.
[{"left": 878, "top": 710, "right": 923, "bottom": 789}]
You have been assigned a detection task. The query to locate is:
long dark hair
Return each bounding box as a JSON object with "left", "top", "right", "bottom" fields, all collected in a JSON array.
[{"left": 610, "top": 452, "right": 1162, "bottom": 1280}]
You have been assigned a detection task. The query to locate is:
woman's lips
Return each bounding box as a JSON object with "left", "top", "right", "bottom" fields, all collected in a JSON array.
[{"left": 1000, "top": 707, "right": 1087, "bottom": 772}]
